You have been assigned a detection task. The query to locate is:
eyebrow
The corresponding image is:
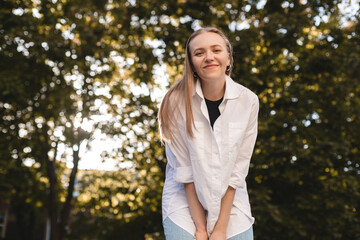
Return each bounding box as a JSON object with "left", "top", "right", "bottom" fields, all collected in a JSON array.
[{"left": 192, "top": 44, "right": 223, "bottom": 53}]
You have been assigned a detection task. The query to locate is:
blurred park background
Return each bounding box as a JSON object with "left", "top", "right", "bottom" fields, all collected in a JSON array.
[{"left": 0, "top": 0, "right": 359, "bottom": 239}]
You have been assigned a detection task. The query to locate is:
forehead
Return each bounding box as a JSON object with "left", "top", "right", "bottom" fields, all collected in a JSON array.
[{"left": 189, "top": 32, "right": 227, "bottom": 51}]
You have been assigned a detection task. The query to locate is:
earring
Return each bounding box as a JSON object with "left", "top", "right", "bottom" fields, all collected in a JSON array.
[
  {"left": 226, "top": 64, "right": 231, "bottom": 74},
  {"left": 193, "top": 72, "right": 199, "bottom": 79}
]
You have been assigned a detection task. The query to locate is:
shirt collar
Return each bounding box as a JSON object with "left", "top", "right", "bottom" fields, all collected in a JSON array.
[{"left": 193, "top": 75, "right": 242, "bottom": 100}]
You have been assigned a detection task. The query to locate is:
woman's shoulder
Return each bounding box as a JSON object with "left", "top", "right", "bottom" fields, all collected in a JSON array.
[
  {"left": 230, "top": 80, "right": 259, "bottom": 103},
  {"left": 168, "top": 87, "right": 185, "bottom": 105},
  {"left": 166, "top": 88, "right": 186, "bottom": 119}
]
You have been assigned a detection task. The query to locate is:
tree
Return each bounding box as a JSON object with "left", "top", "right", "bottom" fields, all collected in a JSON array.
[
  {"left": 1, "top": 0, "right": 359, "bottom": 239},
  {"left": 101, "top": 0, "right": 360, "bottom": 238},
  {"left": 1, "top": 0, "right": 114, "bottom": 239}
]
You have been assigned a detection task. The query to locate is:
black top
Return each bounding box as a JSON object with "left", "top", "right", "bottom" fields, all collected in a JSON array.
[{"left": 205, "top": 97, "right": 223, "bottom": 128}]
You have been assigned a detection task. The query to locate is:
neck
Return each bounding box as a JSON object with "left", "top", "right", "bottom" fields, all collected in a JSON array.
[{"left": 200, "top": 76, "right": 226, "bottom": 101}]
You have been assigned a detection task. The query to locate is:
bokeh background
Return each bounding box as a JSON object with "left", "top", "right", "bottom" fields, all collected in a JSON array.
[{"left": 0, "top": 0, "right": 359, "bottom": 239}]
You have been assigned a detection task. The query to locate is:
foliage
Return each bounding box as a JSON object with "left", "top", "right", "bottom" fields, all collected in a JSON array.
[
  {"left": 1, "top": 0, "right": 359, "bottom": 239},
  {"left": 1, "top": 0, "right": 114, "bottom": 239}
]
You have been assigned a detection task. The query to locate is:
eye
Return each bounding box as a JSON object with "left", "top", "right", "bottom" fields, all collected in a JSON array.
[
  {"left": 194, "top": 52, "right": 203, "bottom": 56},
  {"left": 213, "top": 49, "right": 222, "bottom": 53}
]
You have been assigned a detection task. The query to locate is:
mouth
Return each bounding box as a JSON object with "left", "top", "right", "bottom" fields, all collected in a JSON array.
[{"left": 203, "top": 64, "right": 219, "bottom": 69}]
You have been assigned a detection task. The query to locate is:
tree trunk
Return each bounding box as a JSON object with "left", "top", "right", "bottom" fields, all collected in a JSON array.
[
  {"left": 47, "top": 156, "right": 59, "bottom": 240},
  {"left": 58, "top": 141, "right": 80, "bottom": 240},
  {"left": 41, "top": 120, "right": 85, "bottom": 240},
  {"left": 43, "top": 123, "right": 59, "bottom": 240}
]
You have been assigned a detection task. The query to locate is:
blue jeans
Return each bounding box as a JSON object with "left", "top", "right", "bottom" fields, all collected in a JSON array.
[{"left": 163, "top": 217, "right": 253, "bottom": 240}]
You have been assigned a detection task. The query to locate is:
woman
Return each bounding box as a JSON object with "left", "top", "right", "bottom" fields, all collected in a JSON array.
[{"left": 158, "top": 27, "right": 259, "bottom": 240}]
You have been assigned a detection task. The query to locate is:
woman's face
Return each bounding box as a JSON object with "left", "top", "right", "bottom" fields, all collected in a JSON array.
[{"left": 189, "top": 32, "right": 230, "bottom": 82}]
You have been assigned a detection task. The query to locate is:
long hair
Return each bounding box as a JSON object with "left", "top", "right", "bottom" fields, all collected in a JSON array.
[{"left": 158, "top": 27, "right": 234, "bottom": 142}]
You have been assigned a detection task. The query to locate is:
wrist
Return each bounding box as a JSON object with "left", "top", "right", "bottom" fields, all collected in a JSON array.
[
  {"left": 212, "top": 224, "right": 226, "bottom": 234},
  {"left": 196, "top": 226, "right": 207, "bottom": 233}
]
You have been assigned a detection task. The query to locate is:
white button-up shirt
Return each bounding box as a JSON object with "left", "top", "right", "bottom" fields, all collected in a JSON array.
[{"left": 162, "top": 76, "right": 259, "bottom": 238}]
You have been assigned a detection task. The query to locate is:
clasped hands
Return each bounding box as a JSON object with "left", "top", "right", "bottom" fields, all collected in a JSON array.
[{"left": 195, "top": 228, "right": 226, "bottom": 240}]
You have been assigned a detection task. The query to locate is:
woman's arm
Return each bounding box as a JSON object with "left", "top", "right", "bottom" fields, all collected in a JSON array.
[
  {"left": 184, "top": 182, "right": 208, "bottom": 240},
  {"left": 229, "top": 96, "right": 259, "bottom": 189},
  {"left": 209, "top": 186, "right": 236, "bottom": 240}
]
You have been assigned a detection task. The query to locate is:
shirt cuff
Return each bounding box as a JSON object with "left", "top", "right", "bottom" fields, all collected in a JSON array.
[
  {"left": 174, "top": 166, "right": 193, "bottom": 183},
  {"left": 229, "top": 173, "right": 245, "bottom": 189}
]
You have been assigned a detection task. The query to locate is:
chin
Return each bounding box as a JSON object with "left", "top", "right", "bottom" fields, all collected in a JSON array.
[{"left": 200, "top": 73, "right": 225, "bottom": 81}]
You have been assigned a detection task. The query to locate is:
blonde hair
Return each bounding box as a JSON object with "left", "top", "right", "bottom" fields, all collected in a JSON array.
[{"left": 158, "top": 27, "right": 234, "bottom": 142}]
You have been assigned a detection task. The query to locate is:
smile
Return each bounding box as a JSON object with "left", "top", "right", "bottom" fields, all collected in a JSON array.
[{"left": 203, "top": 64, "right": 219, "bottom": 69}]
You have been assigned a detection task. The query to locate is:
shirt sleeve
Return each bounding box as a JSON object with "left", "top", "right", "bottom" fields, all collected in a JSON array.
[
  {"left": 229, "top": 95, "right": 259, "bottom": 189},
  {"left": 165, "top": 121, "right": 193, "bottom": 183}
]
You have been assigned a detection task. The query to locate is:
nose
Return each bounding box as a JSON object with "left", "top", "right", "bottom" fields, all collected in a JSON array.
[{"left": 205, "top": 50, "right": 214, "bottom": 62}]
